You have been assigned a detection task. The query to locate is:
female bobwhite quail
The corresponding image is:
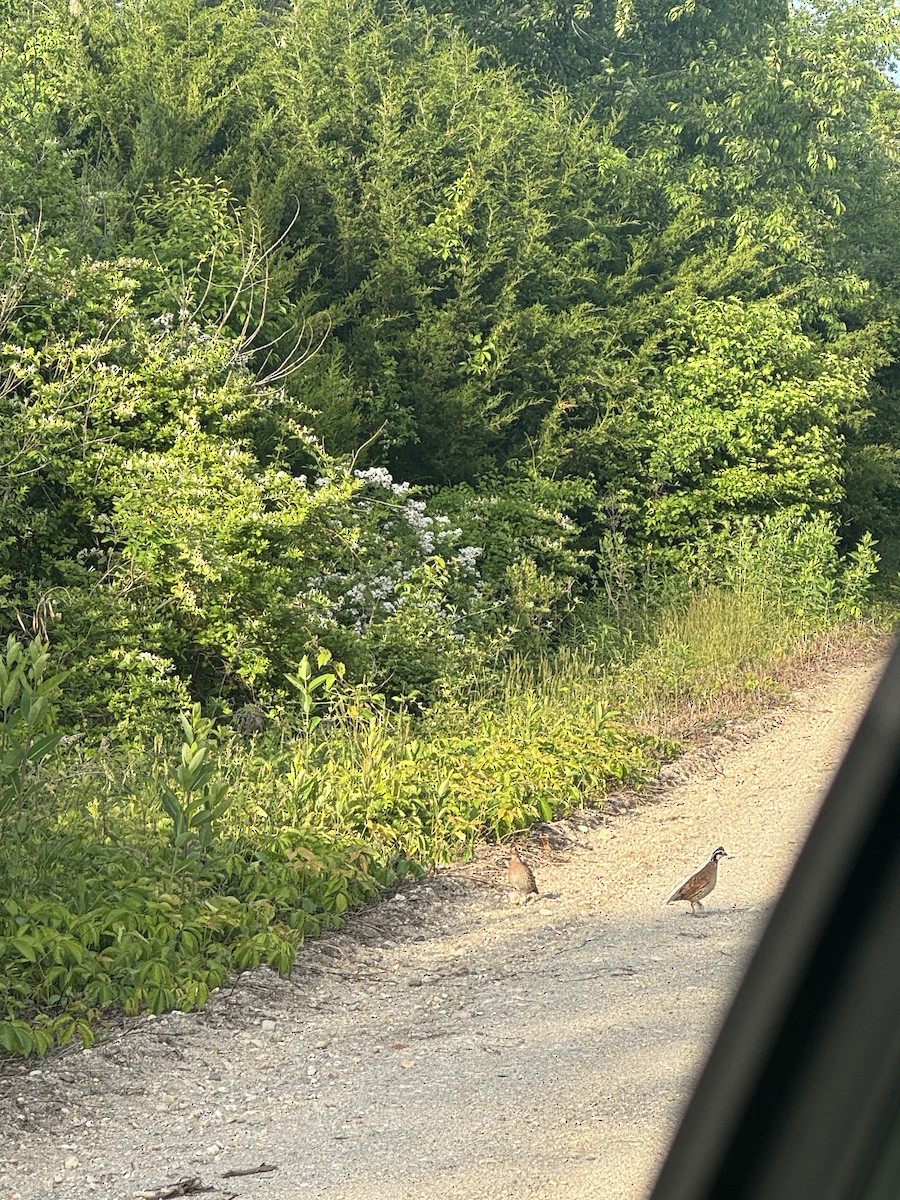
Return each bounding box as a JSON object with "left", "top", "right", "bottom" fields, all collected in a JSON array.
[
  {"left": 507, "top": 848, "right": 538, "bottom": 900},
  {"left": 666, "top": 846, "right": 727, "bottom": 915}
]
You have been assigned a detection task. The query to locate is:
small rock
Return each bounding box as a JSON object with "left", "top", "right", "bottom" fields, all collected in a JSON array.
[
  {"left": 64, "top": 1156, "right": 79, "bottom": 1170},
  {"left": 261, "top": 1019, "right": 276, "bottom": 1032}
]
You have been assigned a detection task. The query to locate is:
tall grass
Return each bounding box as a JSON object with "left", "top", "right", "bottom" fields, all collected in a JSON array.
[
  {"left": 615, "top": 586, "right": 803, "bottom": 732},
  {"left": 584, "top": 582, "right": 878, "bottom": 739}
]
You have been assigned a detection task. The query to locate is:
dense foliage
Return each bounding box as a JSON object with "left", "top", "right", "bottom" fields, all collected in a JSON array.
[
  {"left": 0, "top": 0, "right": 898, "bottom": 1051},
  {"left": 1, "top": 0, "right": 897, "bottom": 716}
]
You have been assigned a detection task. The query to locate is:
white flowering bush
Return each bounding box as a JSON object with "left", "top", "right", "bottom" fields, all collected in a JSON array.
[
  {"left": 295, "top": 467, "right": 592, "bottom": 695},
  {"left": 304, "top": 466, "right": 491, "bottom": 698}
]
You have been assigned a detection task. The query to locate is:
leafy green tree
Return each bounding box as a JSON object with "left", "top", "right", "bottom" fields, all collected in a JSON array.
[
  {"left": 257, "top": 0, "right": 661, "bottom": 484},
  {"left": 641, "top": 299, "right": 883, "bottom": 543},
  {"left": 0, "top": 2, "right": 88, "bottom": 234},
  {"left": 67, "top": 0, "right": 276, "bottom": 195}
]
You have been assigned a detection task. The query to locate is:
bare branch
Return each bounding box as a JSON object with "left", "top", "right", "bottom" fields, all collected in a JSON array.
[{"left": 348, "top": 422, "right": 388, "bottom": 472}]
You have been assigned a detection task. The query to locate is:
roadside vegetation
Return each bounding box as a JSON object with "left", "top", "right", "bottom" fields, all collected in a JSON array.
[{"left": 1, "top": 0, "right": 899, "bottom": 1055}]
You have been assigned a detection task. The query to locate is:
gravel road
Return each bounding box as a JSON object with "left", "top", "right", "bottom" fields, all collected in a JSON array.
[{"left": 0, "top": 651, "right": 885, "bottom": 1200}]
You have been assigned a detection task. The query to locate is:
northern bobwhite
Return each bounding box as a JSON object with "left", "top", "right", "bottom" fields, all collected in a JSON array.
[
  {"left": 666, "top": 846, "right": 727, "bottom": 915},
  {"left": 507, "top": 848, "right": 538, "bottom": 899}
]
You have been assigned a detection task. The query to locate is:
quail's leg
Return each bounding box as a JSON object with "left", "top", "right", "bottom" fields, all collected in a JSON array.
[{"left": 691, "top": 900, "right": 703, "bottom": 916}]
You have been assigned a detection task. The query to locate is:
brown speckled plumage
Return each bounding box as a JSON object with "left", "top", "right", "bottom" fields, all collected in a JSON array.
[
  {"left": 667, "top": 846, "right": 727, "bottom": 915},
  {"left": 507, "top": 848, "right": 538, "bottom": 897}
]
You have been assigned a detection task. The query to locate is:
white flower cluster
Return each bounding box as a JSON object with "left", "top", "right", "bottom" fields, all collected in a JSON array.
[
  {"left": 354, "top": 466, "right": 410, "bottom": 496},
  {"left": 456, "top": 545, "right": 482, "bottom": 573},
  {"left": 303, "top": 465, "right": 487, "bottom": 638},
  {"left": 388, "top": 497, "right": 467, "bottom": 557},
  {"left": 307, "top": 569, "right": 408, "bottom": 634},
  {"left": 136, "top": 651, "right": 171, "bottom": 671}
]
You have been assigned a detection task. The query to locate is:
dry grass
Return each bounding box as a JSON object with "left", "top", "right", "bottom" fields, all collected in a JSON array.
[
  {"left": 613, "top": 593, "right": 890, "bottom": 744},
  {"left": 488, "top": 590, "right": 891, "bottom": 764}
]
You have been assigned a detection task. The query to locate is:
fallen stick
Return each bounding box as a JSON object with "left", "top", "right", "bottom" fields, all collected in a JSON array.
[
  {"left": 221, "top": 1162, "right": 279, "bottom": 1179},
  {"left": 138, "top": 1179, "right": 212, "bottom": 1200}
]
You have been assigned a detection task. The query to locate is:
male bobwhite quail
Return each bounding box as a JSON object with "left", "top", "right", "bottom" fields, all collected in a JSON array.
[
  {"left": 666, "top": 846, "right": 727, "bottom": 915},
  {"left": 507, "top": 848, "right": 538, "bottom": 900}
]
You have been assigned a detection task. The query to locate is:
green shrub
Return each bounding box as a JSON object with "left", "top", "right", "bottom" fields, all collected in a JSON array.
[{"left": 0, "top": 634, "right": 66, "bottom": 820}]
